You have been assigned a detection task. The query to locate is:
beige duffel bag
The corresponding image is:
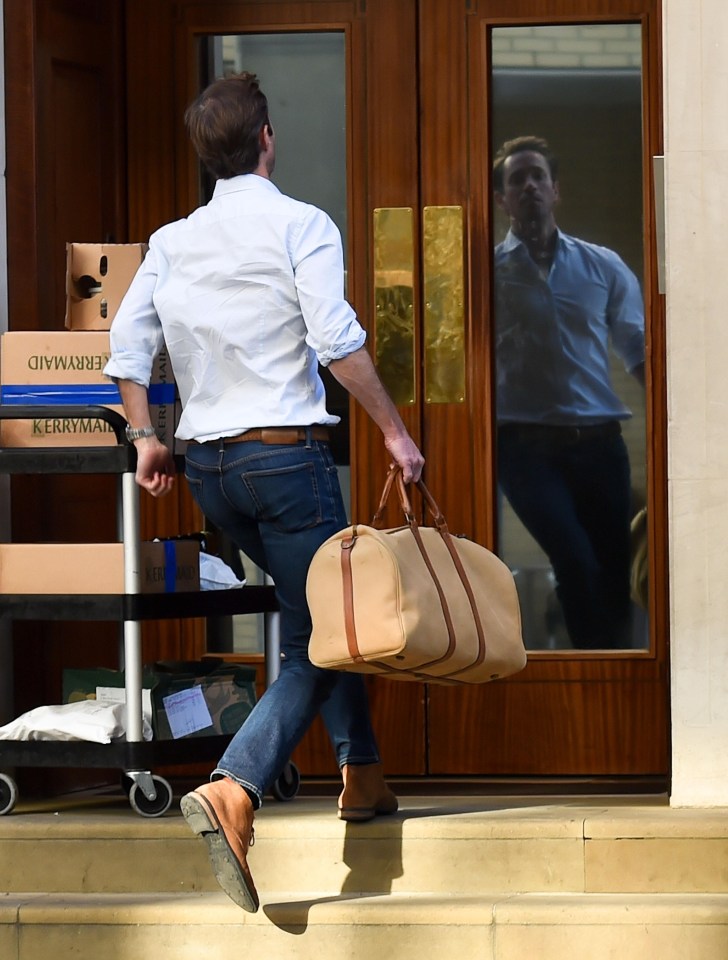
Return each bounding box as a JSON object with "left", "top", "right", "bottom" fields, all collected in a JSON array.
[{"left": 307, "top": 468, "right": 526, "bottom": 685}]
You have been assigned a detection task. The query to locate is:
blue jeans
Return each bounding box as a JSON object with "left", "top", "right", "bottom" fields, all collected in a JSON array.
[
  {"left": 498, "top": 423, "right": 633, "bottom": 649},
  {"left": 184, "top": 432, "right": 380, "bottom": 807}
]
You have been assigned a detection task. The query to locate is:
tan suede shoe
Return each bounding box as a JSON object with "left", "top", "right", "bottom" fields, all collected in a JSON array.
[
  {"left": 180, "top": 778, "right": 259, "bottom": 912},
  {"left": 338, "top": 762, "right": 399, "bottom": 822}
]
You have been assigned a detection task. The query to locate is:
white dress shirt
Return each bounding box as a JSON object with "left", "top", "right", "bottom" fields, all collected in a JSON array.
[{"left": 104, "top": 174, "right": 366, "bottom": 442}]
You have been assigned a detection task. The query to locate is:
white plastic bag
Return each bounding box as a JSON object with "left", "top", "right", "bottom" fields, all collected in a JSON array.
[
  {"left": 0, "top": 700, "right": 153, "bottom": 743},
  {"left": 199, "top": 553, "right": 246, "bottom": 590}
]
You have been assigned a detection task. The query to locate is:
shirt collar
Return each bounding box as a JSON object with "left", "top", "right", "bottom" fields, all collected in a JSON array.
[
  {"left": 502, "top": 226, "right": 567, "bottom": 254},
  {"left": 212, "top": 174, "right": 281, "bottom": 199}
]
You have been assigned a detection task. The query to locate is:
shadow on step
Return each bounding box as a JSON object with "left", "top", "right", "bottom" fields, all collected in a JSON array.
[{"left": 263, "top": 819, "right": 406, "bottom": 932}]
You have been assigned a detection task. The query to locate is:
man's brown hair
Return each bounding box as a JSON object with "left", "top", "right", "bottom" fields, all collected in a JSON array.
[
  {"left": 492, "top": 136, "right": 559, "bottom": 193},
  {"left": 185, "top": 71, "right": 270, "bottom": 180}
]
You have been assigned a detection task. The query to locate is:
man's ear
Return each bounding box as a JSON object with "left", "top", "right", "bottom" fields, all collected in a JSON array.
[
  {"left": 259, "top": 121, "right": 274, "bottom": 150},
  {"left": 553, "top": 180, "right": 560, "bottom": 203},
  {"left": 494, "top": 191, "right": 507, "bottom": 214}
]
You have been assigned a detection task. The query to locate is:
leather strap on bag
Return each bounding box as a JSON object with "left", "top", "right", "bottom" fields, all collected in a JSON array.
[
  {"left": 372, "top": 467, "right": 487, "bottom": 676},
  {"left": 340, "top": 528, "right": 365, "bottom": 663},
  {"left": 339, "top": 467, "right": 488, "bottom": 678}
]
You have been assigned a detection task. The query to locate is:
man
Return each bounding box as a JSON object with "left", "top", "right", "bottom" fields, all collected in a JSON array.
[
  {"left": 103, "top": 72, "right": 424, "bottom": 912},
  {"left": 492, "top": 136, "right": 645, "bottom": 650}
]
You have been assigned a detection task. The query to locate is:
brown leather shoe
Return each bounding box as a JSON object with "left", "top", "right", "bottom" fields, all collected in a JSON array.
[
  {"left": 338, "top": 762, "right": 399, "bottom": 822},
  {"left": 180, "top": 778, "right": 259, "bottom": 912}
]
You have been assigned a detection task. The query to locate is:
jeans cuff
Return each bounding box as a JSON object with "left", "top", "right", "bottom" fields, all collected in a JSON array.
[
  {"left": 211, "top": 767, "right": 263, "bottom": 809},
  {"left": 338, "top": 753, "right": 380, "bottom": 770}
]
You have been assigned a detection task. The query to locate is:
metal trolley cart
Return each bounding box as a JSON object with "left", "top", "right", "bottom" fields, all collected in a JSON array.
[{"left": 0, "top": 405, "right": 299, "bottom": 817}]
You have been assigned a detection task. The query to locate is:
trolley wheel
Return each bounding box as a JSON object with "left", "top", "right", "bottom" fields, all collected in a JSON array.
[
  {"left": 271, "top": 762, "right": 300, "bottom": 802},
  {"left": 128, "top": 775, "right": 174, "bottom": 818},
  {"left": 120, "top": 773, "right": 134, "bottom": 797},
  {"left": 0, "top": 773, "right": 19, "bottom": 815}
]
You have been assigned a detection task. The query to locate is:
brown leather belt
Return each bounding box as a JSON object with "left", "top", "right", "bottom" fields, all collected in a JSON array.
[{"left": 220, "top": 426, "right": 329, "bottom": 445}]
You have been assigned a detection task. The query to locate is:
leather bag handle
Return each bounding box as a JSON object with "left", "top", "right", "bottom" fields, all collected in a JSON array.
[
  {"left": 368, "top": 466, "right": 486, "bottom": 674},
  {"left": 372, "top": 466, "right": 449, "bottom": 533}
]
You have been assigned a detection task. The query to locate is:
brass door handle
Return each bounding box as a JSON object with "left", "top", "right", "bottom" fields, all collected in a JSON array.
[
  {"left": 372, "top": 204, "right": 465, "bottom": 406},
  {"left": 423, "top": 205, "right": 465, "bottom": 404},
  {"left": 373, "top": 207, "right": 416, "bottom": 405}
]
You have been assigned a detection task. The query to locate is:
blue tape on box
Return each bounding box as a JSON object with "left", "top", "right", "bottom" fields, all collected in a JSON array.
[
  {"left": 163, "top": 540, "right": 176, "bottom": 593},
  {"left": 0, "top": 383, "right": 176, "bottom": 405}
]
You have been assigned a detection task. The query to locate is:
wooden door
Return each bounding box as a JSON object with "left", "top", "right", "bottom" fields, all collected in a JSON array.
[
  {"left": 127, "top": 0, "right": 427, "bottom": 775},
  {"left": 126, "top": 0, "right": 667, "bottom": 782},
  {"left": 416, "top": 0, "right": 667, "bottom": 779}
]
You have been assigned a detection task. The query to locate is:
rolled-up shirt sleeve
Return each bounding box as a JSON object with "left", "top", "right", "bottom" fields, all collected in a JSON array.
[
  {"left": 103, "top": 246, "right": 166, "bottom": 386},
  {"left": 290, "top": 207, "right": 366, "bottom": 366},
  {"left": 607, "top": 253, "right": 646, "bottom": 374}
]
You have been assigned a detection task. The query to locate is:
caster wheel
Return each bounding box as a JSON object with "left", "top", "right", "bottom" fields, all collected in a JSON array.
[
  {"left": 128, "top": 775, "right": 173, "bottom": 818},
  {"left": 270, "top": 762, "right": 300, "bottom": 802},
  {"left": 120, "top": 773, "right": 134, "bottom": 797},
  {"left": 0, "top": 773, "right": 18, "bottom": 815}
]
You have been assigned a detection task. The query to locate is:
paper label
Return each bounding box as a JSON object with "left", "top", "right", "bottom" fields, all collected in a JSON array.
[
  {"left": 162, "top": 685, "right": 213, "bottom": 739},
  {"left": 96, "top": 686, "right": 152, "bottom": 720}
]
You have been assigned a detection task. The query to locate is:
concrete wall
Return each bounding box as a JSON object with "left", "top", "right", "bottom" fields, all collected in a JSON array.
[{"left": 665, "top": 0, "right": 728, "bottom": 806}]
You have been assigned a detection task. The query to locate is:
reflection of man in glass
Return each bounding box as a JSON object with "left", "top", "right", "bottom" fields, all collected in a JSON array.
[{"left": 493, "top": 136, "right": 645, "bottom": 649}]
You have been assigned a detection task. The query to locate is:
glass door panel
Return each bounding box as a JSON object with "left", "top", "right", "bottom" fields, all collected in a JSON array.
[
  {"left": 422, "top": 0, "right": 666, "bottom": 779},
  {"left": 490, "top": 24, "right": 649, "bottom": 652}
]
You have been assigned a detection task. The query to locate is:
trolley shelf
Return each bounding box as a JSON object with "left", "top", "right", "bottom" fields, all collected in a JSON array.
[
  {"left": 0, "top": 585, "right": 279, "bottom": 621},
  {"left": 0, "top": 405, "right": 134, "bottom": 473},
  {"left": 0, "top": 402, "right": 294, "bottom": 816},
  {"left": 0, "top": 445, "right": 135, "bottom": 474},
  {"left": 0, "top": 735, "right": 234, "bottom": 768}
]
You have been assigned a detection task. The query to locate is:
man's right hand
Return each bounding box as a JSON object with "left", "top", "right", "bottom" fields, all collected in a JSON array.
[
  {"left": 328, "top": 347, "right": 425, "bottom": 483},
  {"left": 384, "top": 433, "right": 425, "bottom": 484}
]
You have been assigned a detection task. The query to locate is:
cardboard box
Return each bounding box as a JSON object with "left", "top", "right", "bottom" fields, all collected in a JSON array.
[
  {"left": 0, "top": 540, "right": 200, "bottom": 594},
  {"left": 65, "top": 243, "right": 147, "bottom": 331},
  {"left": 62, "top": 661, "right": 257, "bottom": 740},
  {"left": 62, "top": 666, "right": 156, "bottom": 704},
  {"left": 0, "top": 330, "right": 176, "bottom": 448}
]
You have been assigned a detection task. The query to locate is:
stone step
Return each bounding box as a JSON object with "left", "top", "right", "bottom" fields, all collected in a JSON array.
[
  {"left": 2, "top": 794, "right": 727, "bottom": 897},
  {"left": 3, "top": 891, "right": 728, "bottom": 960}
]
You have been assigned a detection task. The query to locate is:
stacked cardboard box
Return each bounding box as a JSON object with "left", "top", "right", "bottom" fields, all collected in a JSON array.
[
  {"left": 0, "top": 329, "right": 176, "bottom": 448},
  {"left": 0, "top": 243, "right": 189, "bottom": 596},
  {"left": 0, "top": 243, "right": 177, "bottom": 448},
  {"left": 65, "top": 243, "right": 148, "bottom": 331},
  {"left": 0, "top": 540, "right": 200, "bottom": 595}
]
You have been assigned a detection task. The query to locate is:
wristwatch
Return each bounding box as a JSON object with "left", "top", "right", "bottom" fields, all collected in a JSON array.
[{"left": 125, "top": 424, "right": 157, "bottom": 442}]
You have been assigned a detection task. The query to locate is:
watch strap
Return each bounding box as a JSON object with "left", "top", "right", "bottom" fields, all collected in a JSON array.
[{"left": 125, "top": 424, "right": 157, "bottom": 442}]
